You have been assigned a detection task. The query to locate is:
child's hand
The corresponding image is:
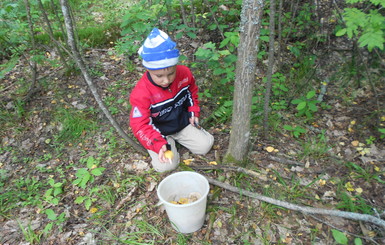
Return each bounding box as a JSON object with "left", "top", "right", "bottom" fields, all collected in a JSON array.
[
  {"left": 189, "top": 116, "right": 200, "bottom": 128},
  {"left": 159, "top": 144, "right": 173, "bottom": 163}
]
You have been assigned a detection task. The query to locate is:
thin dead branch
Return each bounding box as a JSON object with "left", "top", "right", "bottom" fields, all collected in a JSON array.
[{"left": 205, "top": 176, "right": 385, "bottom": 230}]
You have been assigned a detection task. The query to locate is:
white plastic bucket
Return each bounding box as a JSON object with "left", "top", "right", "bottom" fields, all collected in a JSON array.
[{"left": 157, "top": 171, "right": 210, "bottom": 233}]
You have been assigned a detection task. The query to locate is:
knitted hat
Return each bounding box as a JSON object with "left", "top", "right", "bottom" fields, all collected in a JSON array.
[{"left": 138, "top": 28, "right": 179, "bottom": 70}]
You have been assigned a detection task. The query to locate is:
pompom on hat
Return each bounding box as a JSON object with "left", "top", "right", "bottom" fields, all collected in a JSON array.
[{"left": 138, "top": 28, "right": 179, "bottom": 70}]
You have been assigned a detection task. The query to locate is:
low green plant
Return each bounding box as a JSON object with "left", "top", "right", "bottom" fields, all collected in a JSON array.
[
  {"left": 291, "top": 90, "right": 319, "bottom": 119},
  {"left": 379, "top": 128, "right": 385, "bottom": 139},
  {"left": 44, "top": 178, "right": 64, "bottom": 205},
  {"left": 44, "top": 209, "right": 67, "bottom": 233},
  {"left": 283, "top": 124, "right": 306, "bottom": 138},
  {"left": 346, "top": 161, "right": 385, "bottom": 184},
  {"left": 298, "top": 130, "right": 330, "bottom": 159},
  {"left": 72, "top": 156, "right": 105, "bottom": 189},
  {"left": 116, "top": 219, "right": 164, "bottom": 244},
  {"left": 210, "top": 99, "right": 233, "bottom": 123},
  {"left": 18, "top": 221, "right": 42, "bottom": 245},
  {"left": 331, "top": 229, "right": 363, "bottom": 245},
  {"left": 336, "top": 191, "right": 373, "bottom": 214},
  {"left": 74, "top": 186, "right": 99, "bottom": 210},
  {"left": 270, "top": 72, "right": 288, "bottom": 97},
  {"left": 14, "top": 176, "right": 44, "bottom": 207},
  {"left": 97, "top": 185, "right": 117, "bottom": 206},
  {"left": 53, "top": 108, "right": 98, "bottom": 144}
]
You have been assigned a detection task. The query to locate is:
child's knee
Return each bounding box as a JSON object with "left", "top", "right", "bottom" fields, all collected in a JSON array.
[{"left": 192, "top": 133, "right": 214, "bottom": 155}]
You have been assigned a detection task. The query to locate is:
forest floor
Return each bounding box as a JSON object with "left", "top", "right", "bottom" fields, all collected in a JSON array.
[{"left": 1, "top": 34, "right": 385, "bottom": 244}]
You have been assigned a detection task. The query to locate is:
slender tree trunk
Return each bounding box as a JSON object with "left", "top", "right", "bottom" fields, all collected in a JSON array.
[
  {"left": 59, "top": 0, "right": 146, "bottom": 154},
  {"left": 190, "top": 0, "right": 196, "bottom": 29},
  {"left": 277, "top": 0, "right": 283, "bottom": 70},
  {"left": 284, "top": 0, "right": 300, "bottom": 47},
  {"left": 179, "top": 0, "right": 188, "bottom": 27},
  {"left": 225, "top": 0, "right": 264, "bottom": 163},
  {"left": 263, "top": 0, "right": 276, "bottom": 138},
  {"left": 203, "top": 0, "right": 224, "bottom": 39},
  {"left": 37, "top": 0, "right": 69, "bottom": 70},
  {"left": 23, "top": 0, "right": 38, "bottom": 102}
]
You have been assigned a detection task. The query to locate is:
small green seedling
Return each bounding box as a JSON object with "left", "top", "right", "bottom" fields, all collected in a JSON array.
[
  {"left": 72, "top": 156, "right": 105, "bottom": 189},
  {"left": 44, "top": 178, "right": 64, "bottom": 205},
  {"left": 283, "top": 125, "right": 306, "bottom": 138},
  {"left": 292, "top": 90, "right": 319, "bottom": 119}
]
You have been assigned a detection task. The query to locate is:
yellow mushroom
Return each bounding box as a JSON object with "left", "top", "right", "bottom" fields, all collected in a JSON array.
[{"left": 164, "top": 150, "right": 174, "bottom": 159}]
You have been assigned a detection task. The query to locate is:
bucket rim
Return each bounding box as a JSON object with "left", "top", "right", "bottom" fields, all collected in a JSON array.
[{"left": 157, "top": 171, "right": 210, "bottom": 208}]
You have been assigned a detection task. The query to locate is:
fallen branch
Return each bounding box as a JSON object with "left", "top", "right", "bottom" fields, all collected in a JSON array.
[
  {"left": 205, "top": 176, "right": 385, "bottom": 230},
  {"left": 190, "top": 164, "right": 261, "bottom": 178}
]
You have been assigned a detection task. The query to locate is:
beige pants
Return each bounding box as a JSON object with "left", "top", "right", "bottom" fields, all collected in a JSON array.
[{"left": 148, "top": 124, "right": 214, "bottom": 172}]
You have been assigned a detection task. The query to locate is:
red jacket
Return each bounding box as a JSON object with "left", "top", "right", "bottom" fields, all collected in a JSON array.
[{"left": 129, "top": 65, "right": 200, "bottom": 153}]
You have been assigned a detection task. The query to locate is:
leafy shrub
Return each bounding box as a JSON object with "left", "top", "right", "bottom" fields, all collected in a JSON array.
[{"left": 336, "top": 0, "right": 385, "bottom": 51}]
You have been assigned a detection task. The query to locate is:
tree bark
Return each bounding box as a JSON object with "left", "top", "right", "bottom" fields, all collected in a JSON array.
[
  {"left": 263, "top": 0, "right": 276, "bottom": 138},
  {"left": 225, "top": 0, "right": 264, "bottom": 162},
  {"left": 59, "top": 0, "right": 146, "bottom": 155}
]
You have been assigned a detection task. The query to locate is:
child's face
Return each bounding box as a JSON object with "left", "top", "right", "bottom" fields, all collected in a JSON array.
[{"left": 148, "top": 66, "right": 177, "bottom": 88}]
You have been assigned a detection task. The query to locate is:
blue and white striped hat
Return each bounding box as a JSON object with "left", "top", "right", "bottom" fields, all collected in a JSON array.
[{"left": 138, "top": 28, "right": 179, "bottom": 70}]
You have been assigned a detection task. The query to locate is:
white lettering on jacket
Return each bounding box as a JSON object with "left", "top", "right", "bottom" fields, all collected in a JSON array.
[{"left": 137, "top": 130, "right": 152, "bottom": 146}]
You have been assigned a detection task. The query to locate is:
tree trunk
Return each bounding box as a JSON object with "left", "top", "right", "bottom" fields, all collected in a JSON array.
[
  {"left": 263, "top": 0, "right": 276, "bottom": 138},
  {"left": 179, "top": 0, "right": 188, "bottom": 27},
  {"left": 225, "top": 0, "right": 264, "bottom": 163},
  {"left": 59, "top": 0, "right": 146, "bottom": 155},
  {"left": 23, "top": 0, "right": 38, "bottom": 102}
]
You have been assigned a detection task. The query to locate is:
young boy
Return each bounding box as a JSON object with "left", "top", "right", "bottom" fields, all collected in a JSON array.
[{"left": 129, "top": 28, "right": 214, "bottom": 172}]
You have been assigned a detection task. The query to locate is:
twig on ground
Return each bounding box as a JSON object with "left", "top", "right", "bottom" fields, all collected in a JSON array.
[
  {"left": 205, "top": 176, "right": 385, "bottom": 230},
  {"left": 190, "top": 164, "right": 261, "bottom": 178},
  {"left": 115, "top": 186, "right": 137, "bottom": 210}
]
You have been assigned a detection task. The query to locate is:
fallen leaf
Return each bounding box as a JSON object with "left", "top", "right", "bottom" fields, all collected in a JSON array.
[
  {"left": 345, "top": 182, "right": 354, "bottom": 192},
  {"left": 318, "top": 179, "right": 326, "bottom": 186},
  {"left": 266, "top": 146, "right": 275, "bottom": 152}
]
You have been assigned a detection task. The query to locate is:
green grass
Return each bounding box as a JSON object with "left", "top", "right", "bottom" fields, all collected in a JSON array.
[
  {"left": 53, "top": 107, "right": 99, "bottom": 144},
  {"left": 298, "top": 130, "right": 331, "bottom": 160},
  {"left": 1, "top": 176, "right": 45, "bottom": 218}
]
